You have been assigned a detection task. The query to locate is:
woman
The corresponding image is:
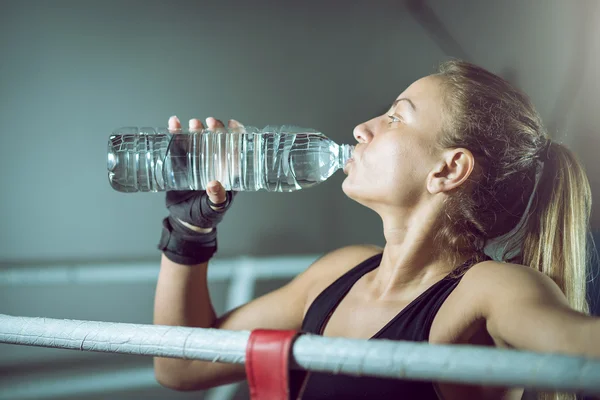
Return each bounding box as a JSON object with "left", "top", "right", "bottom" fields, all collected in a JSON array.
[{"left": 153, "top": 60, "right": 597, "bottom": 400}]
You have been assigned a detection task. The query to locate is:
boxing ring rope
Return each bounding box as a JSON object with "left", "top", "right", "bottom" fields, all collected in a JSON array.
[{"left": 1, "top": 314, "right": 599, "bottom": 395}]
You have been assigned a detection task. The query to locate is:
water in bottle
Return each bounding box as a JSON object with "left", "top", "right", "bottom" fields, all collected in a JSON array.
[{"left": 107, "top": 125, "right": 354, "bottom": 192}]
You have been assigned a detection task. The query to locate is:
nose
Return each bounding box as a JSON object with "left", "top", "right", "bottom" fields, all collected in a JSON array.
[{"left": 353, "top": 123, "right": 373, "bottom": 143}]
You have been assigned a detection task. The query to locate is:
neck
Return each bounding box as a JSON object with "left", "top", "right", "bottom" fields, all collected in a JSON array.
[{"left": 368, "top": 201, "right": 470, "bottom": 298}]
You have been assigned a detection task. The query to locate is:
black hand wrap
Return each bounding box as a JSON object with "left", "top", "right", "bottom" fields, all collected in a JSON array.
[
  {"left": 166, "top": 190, "right": 234, "bottom": 229},
  {"left": 158, "top": 190, "right": 235, "bottom": 265}
]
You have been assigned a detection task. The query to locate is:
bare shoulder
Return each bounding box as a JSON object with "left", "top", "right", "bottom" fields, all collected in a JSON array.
[
  {"left": 460, "top": 260, "right": 569, "bottom": 312},
  {"left": 463, "top": 260, "right": 565, "bottom": 294}
]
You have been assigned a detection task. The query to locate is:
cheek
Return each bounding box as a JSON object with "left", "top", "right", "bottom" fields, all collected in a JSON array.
[
  {"left": 343, "top": 142, "right": 405, "bottom": 196},
  {"left": 364, "top": 140, "right": 410, "bottom": 182},
  {"left": 344, "top": 137, "right": 431, "bottom": 202}
]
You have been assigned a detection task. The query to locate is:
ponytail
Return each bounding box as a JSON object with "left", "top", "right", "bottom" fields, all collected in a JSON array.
[{"left": 522, "top": 141, "right": 591, "bottom": 314}]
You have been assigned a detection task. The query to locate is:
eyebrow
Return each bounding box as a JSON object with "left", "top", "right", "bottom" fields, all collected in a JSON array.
[{"left": 392, "top": 98, "right": 417, "bottom": 111}]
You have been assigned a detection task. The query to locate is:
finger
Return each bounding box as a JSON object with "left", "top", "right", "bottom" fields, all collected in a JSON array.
[
  {"left": 168, "top": 115, "right": 181, "bottom": 134},
  {"left": 189, "top": 118, "right": 205, "bottom": 132},
  {"left": 206, "top": 117, "right": 226, "bottom": 133},
  {"left": 228, "top": 119, "right": 245, "bottom": 130},
  {"left": 206, "top": 180, "right": 227, "bottom": 210}
]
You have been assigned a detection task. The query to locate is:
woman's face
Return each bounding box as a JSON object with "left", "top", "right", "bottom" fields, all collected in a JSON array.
[{"left": 342, "top": 75, "right": 446, "bottom": 210}]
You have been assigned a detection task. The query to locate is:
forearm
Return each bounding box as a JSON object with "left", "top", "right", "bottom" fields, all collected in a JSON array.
[
  {"left": 153, "top": 253, "right": 216, "bottom": 328},
  {"left": 153, "top": 253, "right": 218, "bottom": 389}
]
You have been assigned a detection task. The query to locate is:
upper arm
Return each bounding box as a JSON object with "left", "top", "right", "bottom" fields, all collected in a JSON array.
[
  {"left": 180, "top": 244, "right": 383, "bottom": 389},
  {"left": 466, "top": 261, "right": 595, "bottom": 356}
]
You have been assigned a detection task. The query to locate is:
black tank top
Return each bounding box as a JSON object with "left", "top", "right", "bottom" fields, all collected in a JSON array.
[{"left": 298, "top": 253, "right": 484, "bottom": 400}]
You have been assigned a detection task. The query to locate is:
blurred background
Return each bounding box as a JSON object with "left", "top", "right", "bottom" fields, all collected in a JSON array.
[{"left": 0, "top": 0, "right": 599, "bottom": 399}]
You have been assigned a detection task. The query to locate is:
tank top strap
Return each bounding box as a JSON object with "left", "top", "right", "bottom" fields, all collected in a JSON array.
[{"left": 301, "top": 253, "right": 383, "bottom": 334}]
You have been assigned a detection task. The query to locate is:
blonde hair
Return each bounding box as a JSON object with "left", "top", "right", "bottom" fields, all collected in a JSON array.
[
  {"left": 523, "top": 142, "right": 591, "bottom": 314},
  {"left": 434, "top": 60, "right": 592, "bottom": 400}
]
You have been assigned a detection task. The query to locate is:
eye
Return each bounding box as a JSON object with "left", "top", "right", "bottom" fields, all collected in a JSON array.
[{"left": 387, "top": 114, "right": 402, "bottom": 124}]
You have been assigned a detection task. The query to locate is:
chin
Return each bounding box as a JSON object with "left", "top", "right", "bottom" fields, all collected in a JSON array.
[
  {"left": 341, "top": 177, "right": 354, "bottom": 198},
  {"left": 342, "top": 178, "right": 373, "bottom": 207},
  {"left": 343, "top": 178, "right": 401, "bottom": 216}
]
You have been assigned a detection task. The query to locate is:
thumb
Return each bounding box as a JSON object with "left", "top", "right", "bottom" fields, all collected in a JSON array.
[{"left": 206, "top": 181, "right": 227, "bottom": 210}]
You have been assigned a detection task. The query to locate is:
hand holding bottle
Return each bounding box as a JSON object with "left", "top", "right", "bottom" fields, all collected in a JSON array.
[
  {"left": 166, "top": 115, "right": 239, "bottom": 229},
  {"left": 157, "top": 116, "right": 239, "bottom": 265}
]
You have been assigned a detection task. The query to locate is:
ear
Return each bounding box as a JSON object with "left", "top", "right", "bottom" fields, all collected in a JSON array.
[{"left": 426, "top": 148, "right": 475, "bottom": 194}]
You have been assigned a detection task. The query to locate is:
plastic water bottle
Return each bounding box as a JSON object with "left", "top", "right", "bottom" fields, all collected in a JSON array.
[{"left": 107, "top": 125, "right": 354, "bottom": 193}]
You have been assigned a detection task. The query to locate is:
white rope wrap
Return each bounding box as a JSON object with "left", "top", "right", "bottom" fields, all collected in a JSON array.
[
  {"left": 1, "top": 314, "right": 599, "bottom": 394},
  {"left": 0, "top": 314, "right": 248, "bottom": 364}
]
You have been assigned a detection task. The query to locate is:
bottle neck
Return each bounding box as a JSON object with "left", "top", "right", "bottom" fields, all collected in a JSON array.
[{"left": 339, "top": 144, "right": 354, "bottom": 168}]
